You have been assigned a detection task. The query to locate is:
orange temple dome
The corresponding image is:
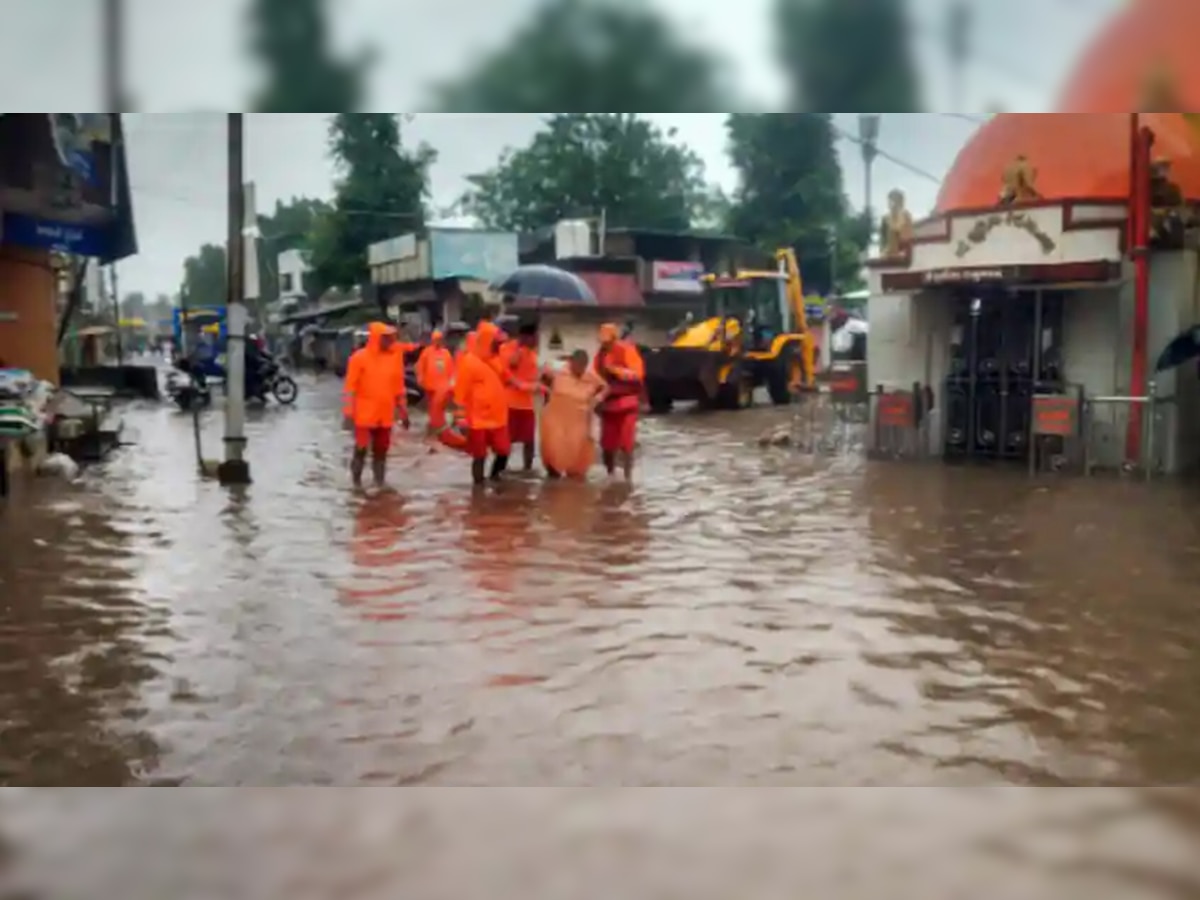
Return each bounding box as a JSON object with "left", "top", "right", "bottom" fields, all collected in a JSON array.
[
  {"left": 1057, "top": 0, "right": 1200, "bottom": 112},
  {"left": 936, "top": 113, "right": 1200, "bottom": 214}
]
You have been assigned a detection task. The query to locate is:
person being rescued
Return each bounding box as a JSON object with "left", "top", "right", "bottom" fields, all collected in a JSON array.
[
  {"left": 497, "top": 322, "right": 541, "bottom": 471},
  {"left": 593, "top": 322, "right": 645, "bottom": 480},
  {"left": 343, "top": 321, "right": 410, "bottom": 490},
  {"left": 540, "top": 348, "right": 607, "bottom": 479},
  {"left": 453, "top": 320, "right": 511, "bottom": 485}
]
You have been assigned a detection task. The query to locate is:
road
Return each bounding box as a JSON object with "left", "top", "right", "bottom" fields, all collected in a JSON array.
[{"left": 1, "top": 373, "right": 1200, "bottom": 893}]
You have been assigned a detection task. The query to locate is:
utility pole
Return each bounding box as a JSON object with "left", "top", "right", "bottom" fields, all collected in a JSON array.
[
  {"left": 858, "top": 114, "right": 881, "bottom": 255},
  {"left": 218, "top": 113, "right": 251, "bottom": 486},
  {"left": 109, "top": 264, "right": 123, "bottom": 363},
  {"left": 827, "top": 226, "right": 839, "bottom": 297},
  {"left": 947, "top": 1, "right": 970, "bottom": 113},
  {"left": 102, "top": 0, "right": 130, "bottom": 111}
]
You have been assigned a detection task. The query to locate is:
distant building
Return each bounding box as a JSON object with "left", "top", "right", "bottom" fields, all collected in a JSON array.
[
  {"left": 271, "top": 248, "right": 313, "bottom": 324},
  {"left": 367, "top": 227, "right": 519, "bottom": 333},
  {"left": 515, "top": 220, "right": 761, "bottom": 361}
]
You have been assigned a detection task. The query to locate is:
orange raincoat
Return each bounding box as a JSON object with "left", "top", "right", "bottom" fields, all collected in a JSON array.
[
  {"left": 541, "top": 366, "right": 604, "bottom": 476},
  {"left": 343, "top": 322, "right": 407, "bottom": 428},
  {"left": 497, "top": 339, "right": 540, "bottom": 410},
  {"left": 415, "top": 336, "right": 454, "bottom": 395},
  {"left": 453, "top": 321, "right": 509, "bottom": 431}
]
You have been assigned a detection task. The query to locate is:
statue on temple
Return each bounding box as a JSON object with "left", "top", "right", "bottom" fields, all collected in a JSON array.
[
  {"left": 1148, "top": 157, "right": 1192, "bottom": 248},
  {"left": 999, "top": 154, "right": 1040, "bottom": 204},
  {"left": 878, "top": 188, "right": 914, "bottom": 259}
]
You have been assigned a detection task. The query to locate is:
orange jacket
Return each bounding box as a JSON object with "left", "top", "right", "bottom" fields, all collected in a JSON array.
[
  {"left": 415, "top": 344, "right": 454, "bottom": 393},
  {"left": 343, "top": 322, "right": 407, "bottom": 428},
  {"left": 497, "top": 340, "right": 540, "bottom": 410},
  {"left": 595, "top": 340, "right": 645, "bottom": 414},
  {"left": 453, "top": 322, "right": 509, "bottom": 430}
]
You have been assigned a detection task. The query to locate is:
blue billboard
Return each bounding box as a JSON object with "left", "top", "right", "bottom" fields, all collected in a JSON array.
[
  {"left": 428, "top": 230, "right": 518, "bottom": 282},
  {"left": 0, "top": 113, "right": 136, "bottom": 262}
]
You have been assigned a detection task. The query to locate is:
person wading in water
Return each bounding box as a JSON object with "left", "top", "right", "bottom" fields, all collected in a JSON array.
[
  {"left": 497, "top": 322, "right": 541, "bottom": 472},
  {"left": 540, "top": 348, "right": 606, "bottom": 479},
  {"left": 343, "top": 322, "right": 409, "bottom": 489},
  {"left": 594, "top": 322, "right": 645, "bottom": 480},
  {"left": 454, "top": 320, "right": 511, "bottom": 485}
]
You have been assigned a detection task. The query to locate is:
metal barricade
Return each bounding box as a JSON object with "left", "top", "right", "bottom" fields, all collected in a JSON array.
[
  {"left": 791, "top": 363, "right": 870, "bottom": 456},
  {"left": 1081, "top": 380, "right": 1164, "bottom": 479},
  {"left": 866, "top": 384, "right": 934, "bottom": 461},
  {"left": 1027, "top": 388, "right": 1085, "bottom": 475}
]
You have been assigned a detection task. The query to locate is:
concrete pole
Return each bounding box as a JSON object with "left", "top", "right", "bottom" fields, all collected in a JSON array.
[
  {"left": 858, "top": 115, "right": 880, "bottom": 255},
  {"left": 109, "top": 264, "right": 123, "bottom": 362},
  {"left": 102, "top": 0, "right": 130, "bottom": 111},
  {"left": 218, "top": 113, "right": 251, "bottom": 485}
]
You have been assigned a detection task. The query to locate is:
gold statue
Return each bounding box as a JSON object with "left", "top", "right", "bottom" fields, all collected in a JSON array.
[
  {"left": 1148, "top": 156, "right": 1192, "bottom": 247},
  {"left": 999, "top": 154, "right": 1040, "bottom": 204},
  {"left": 879, "top": 188, "right": 914, "bottom": 258}
]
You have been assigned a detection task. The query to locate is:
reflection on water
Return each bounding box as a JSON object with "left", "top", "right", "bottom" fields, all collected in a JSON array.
[{"left": 0, "top": 380, "right": 1199, "bottom": 793}]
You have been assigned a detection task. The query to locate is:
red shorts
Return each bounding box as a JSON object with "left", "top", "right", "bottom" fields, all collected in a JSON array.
[
  {"left": 465, "top": 426, "right": 512, "bottom": 460},
  {"left": 508, "top": 407, "right": 536, "bottom": 444},
  {"left": 600, "top": 409, "right": 638, "bottom": 454},
  {"left": 354, "top": 426, "right": 391, "bottom": 456}
]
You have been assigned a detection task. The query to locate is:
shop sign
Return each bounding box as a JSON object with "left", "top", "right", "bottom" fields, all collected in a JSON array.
[
  {"left": 1031, "top": 395, "right": 1078, "bottom": 436},
  {"left": 924, "top": 267, "right": 1006, "bottom": 285},
  {"left": 955, "top": 209, "right": 1057, "bottom": 258},
  {"left": 651, "top": 261, "right": 705, "bottom": 294}
]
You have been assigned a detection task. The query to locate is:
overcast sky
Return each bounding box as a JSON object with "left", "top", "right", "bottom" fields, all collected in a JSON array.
[{"left": 0, "top": 0, "right": 1120, "bottom": 298}]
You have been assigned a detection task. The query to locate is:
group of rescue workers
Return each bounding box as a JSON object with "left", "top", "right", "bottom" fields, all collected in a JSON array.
[{"left": 342, "top": 315, "right": 645, "bottom": 490}]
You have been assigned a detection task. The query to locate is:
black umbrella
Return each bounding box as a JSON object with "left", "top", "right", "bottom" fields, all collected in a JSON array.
[
  {"left": 1154, "top": 324, "right": 1200, "bottom": 372},
  {"left": 492, "top": 264, "right": 597, "bottom": 304}
]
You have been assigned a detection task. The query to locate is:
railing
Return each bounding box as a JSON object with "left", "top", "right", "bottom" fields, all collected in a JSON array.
[
  {"left": 790, "top": 362, "right": 870, "bottom": 455},
  {"left": 1081, "top": 381, "right": 1174, "bottom": 478}
]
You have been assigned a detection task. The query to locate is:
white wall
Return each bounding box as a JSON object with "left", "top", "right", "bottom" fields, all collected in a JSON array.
[
  {"left": 276, "top": 248, "right": 310, "bottom": 300},
  {"left": 537, "top": 311, "right": 670, "bottom": 364}
]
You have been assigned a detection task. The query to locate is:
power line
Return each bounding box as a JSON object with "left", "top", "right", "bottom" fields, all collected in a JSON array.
[{"left": 833, "top": 126, "right": 942, "bottom": 184}]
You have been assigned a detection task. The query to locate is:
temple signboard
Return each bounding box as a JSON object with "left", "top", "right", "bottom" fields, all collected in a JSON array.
[
  {"left": 1031, "top": 395, "right": 1078, "bottom": 437},
  {"left": 955, "top": 209, "right": 1057, "bottom": 259},
  {"left": 880, "top": 260, "right": 1120, "bottom": 292}
]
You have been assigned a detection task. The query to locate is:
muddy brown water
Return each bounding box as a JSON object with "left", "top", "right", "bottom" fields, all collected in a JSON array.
[{"left": 2, "top": 376, "right": 1200, "bottom": 895}]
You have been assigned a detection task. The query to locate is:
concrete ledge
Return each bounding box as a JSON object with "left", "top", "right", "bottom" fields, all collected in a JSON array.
[{"left": 60, "top": 365, "right": 161, "bottom": 399}]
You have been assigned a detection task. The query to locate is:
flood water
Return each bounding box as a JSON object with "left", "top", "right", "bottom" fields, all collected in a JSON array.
[{"left": 3, "top": 374, "right": 1200, "bottom": 894}]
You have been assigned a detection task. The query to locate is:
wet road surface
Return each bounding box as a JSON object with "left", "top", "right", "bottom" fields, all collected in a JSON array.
[
  {"left": 3, "top": 375, "right": 1200, "bottom": 788},
  {"left": 5, "top": 375, "right": 1200, "bottom": 895}
]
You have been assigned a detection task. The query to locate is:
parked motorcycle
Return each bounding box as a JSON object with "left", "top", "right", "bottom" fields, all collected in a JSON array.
[
  {"left": 167, "top": 354, "right": 299, "bottom": 411},
  {"left": 167, "top": 359, "right": 213, "bottom": 412},
  {"left": 252, "top": 355, "right": 299, "bottom": 406}
]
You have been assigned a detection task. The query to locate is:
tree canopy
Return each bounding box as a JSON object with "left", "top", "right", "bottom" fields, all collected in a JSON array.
[
  {"left": 774, "top": 0, "right": 921, "bottom": 111},
  {"left": 461, "top": 113, "right": 716, "bottom": 233},
  {"left": 433, "top": 0, "right": 730, "bottom": 112},
  {"left": 181, "top": 243, "right": 227, "bottom": 309},
  {"left": 308, "top": 114, "right": 436, "bottom": 291},
  {"left": 246, "top": 0, "right": 368, "bottom": 111},
  {"left": 725, "top": 113, "right": 868, "bottom": 295}
]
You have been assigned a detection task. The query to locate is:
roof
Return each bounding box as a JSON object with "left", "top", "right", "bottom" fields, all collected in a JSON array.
[
  {"left": 1057, "top": 0, "right": 1200, "bottom": 111},
  {"left": 936, "top": 113, "right": 1200, "bottom": 213},
  {"left": 604, "top": 226, "right": 743, "bottom": 244},
  {"left": 279, "top": 298, "right": 365, "bottom": 325}
]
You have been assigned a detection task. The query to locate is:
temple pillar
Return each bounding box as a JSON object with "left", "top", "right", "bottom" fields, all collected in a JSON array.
[{"left": 0, "top": 245, "right": 58, "bottom": 384}]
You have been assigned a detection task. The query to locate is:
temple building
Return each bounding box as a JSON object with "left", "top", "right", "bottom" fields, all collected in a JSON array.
[{"left": 866, "top": 0, "right": 1200, "bottom": 474}]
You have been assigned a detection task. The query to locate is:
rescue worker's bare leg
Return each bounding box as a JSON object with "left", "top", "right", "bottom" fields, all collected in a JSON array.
[
  {"left": 471, "top": 458, "right": 487, "bottom": 485},
  {"left": 371, "top": 451, "right": 387, "bottom": 487},
  {"left": 602, "top": 451, "right": 616, "bottom": 475},
  {"left": 522, "top": 441, "right": 535, "bottom": 471},
  {"left": 618, "top": 450, "right": 633, "bottom": 480}
]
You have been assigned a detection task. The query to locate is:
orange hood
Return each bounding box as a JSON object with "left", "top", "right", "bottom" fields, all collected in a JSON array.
[
  {"left": 365, "top": 321, "right": 395, "bottom": 355},
  {"left": 473, "top": 321, "right": 500, "bottom": 358}
]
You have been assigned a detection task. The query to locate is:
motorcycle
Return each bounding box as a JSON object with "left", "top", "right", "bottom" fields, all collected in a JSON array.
[{"left": 167, "top": 354, "right": 299, "bottom": 411}]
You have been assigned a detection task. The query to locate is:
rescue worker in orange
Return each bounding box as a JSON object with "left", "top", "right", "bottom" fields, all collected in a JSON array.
[
  {"left": 497, "top": 322, "right": 541, "bottom": 471},
  {"left": 414, "top": 329, "right": 455, "bottom": 435},
  {"left": 453, "top": 320, "right": 511, "bottom": 485},
  {"left": 343, "top": 321, "right": 409, "bottom": 489},
  {"left": 594, "top": 322, "right": 645, "bottom": 480}
]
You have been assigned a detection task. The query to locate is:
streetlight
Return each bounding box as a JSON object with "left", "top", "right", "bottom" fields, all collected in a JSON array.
[{"left": 858, "top": 114, "right": 881, "bottom": 254}]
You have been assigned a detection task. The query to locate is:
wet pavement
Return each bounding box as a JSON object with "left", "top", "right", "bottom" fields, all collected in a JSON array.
[{"left": 2, "top": 373, "right": 1200, "bottom": 791}]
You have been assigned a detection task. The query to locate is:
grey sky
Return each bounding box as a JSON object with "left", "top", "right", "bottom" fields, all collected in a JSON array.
[{"left": 0, "top": 0, "right": 1120, "bottom": 298}]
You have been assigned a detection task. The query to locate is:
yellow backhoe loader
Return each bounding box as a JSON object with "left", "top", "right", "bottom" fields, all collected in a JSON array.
[{"left": 640, "top": 248, "right": 815, "bottom": 413}]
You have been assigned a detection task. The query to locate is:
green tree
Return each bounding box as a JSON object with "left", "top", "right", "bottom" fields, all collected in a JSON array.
[
  {"left": 256, "top": 196, "right": 331, "bottom": 304},
  {"left": 725, "top": 113, "right": 867, "bottom": 295},
  {"left": 308, "top": 114, "right": 436, "bottom": 292},
  {"left": 432, "top": 0, "right": 730, "bottom": 111},
  {"left": 461, "top": 113, "right": 714, "bottom": 232},
  {"left": 246, "top": 0, "right": 369, "bottom": 111},
  {"left": 774, "top": 0, "right": 921, "bottom": 111},
  {"left": 181, "top": 243, "right": 227, "bottom": 309}
]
